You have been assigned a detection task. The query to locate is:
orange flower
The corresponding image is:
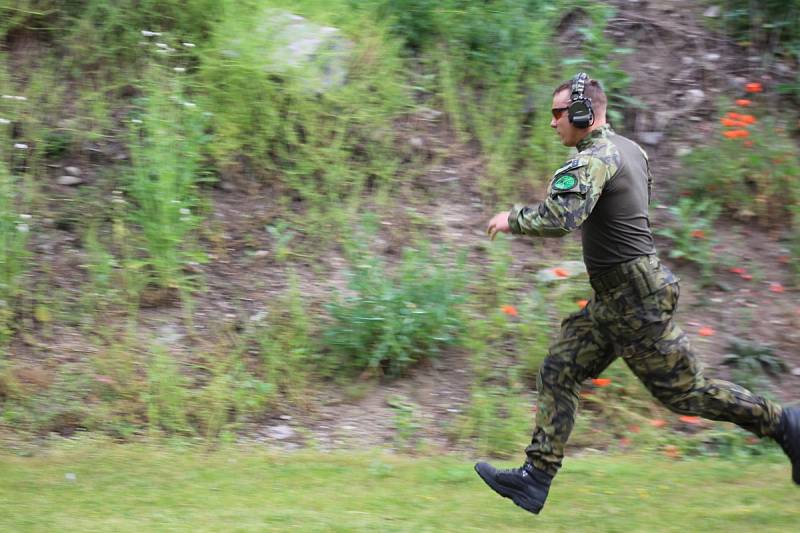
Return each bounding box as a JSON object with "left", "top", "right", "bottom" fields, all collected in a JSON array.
[
  {"left": 729, "top": 267, "right": 746, "bottom": 275},
  {"left": 721, "top": 118, "right": 748, "bottom": 127},
  {"left": 741, "top": 273, "right": 753, "bottom": 281},
  {"left": 745, "top": 82, "right": 763, "bottom": 93},
  {"left": 553, "top": 267, "right": 569, "bottom": 278},
  {"left": 743, "top": 140, "right": 753, "bottom": 147},
  {"left": 778, "top": 255, "right": 790, "bottom": 264},
  {"left": 726, "top": 112, "right": 743, "bottom": 120},
  {"left": 769, "top": 282, "right": 784, "bottom": 293},
  {"left": 577, "top": 299, "right": 589, "bottom": 309},
  {"left": 628, "top": 424, "right": 641, "bottom": 433},
  {"left": 592, "top": 378, "right": 611, "bottom": 387},
  {"left": 723, "top": 129, "right": 750, "bottom": 139},
  {"left": 620, "top": 437, "right": 632, "bottom": 447},
  {"left": 501, "top": 305, "right": 518, "bottom": 317},
  {"left": 735, "top": 99, "right": 752, "bottom": 106},
  {"left": 690, "top": 229, "right": 705, "bottom": 239},
  {"left": 649, "top": 419, "right": 667, "bottom": 428},
  {"left": 739, "top": 114, "right": 756, "bottom": 125},
  {"left": 698, "top": 326, "right": 715, "bottom": 337},
  {"left": 679, "top": 415, "right": 702, "bottom": 425}
]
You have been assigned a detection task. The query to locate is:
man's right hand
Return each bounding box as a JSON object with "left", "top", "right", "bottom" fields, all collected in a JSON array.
[{"left": 487, "top": 211, "right": 511, "bottom": 240}]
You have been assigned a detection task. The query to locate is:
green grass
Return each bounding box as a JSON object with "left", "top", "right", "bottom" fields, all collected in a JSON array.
[{"left": 0, "top": 441, "right": 796, "bottom": 532}]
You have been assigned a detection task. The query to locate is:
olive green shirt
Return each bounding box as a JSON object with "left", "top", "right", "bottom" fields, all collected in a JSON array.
[{"left": 508, "top": 124, "right": 656, "bottom": 274}]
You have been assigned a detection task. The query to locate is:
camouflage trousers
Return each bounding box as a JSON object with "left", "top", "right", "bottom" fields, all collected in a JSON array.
[{"left": 526, "top": 255, "right": 783, "bottom": 476}]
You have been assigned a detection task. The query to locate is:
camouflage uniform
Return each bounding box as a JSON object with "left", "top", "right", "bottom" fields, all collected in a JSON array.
[{"left": 508, "top": 124, "right": 783, "bottom": 476}]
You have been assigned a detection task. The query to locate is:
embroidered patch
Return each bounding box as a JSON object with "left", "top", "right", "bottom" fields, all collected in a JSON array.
[
  {"left": 553, "top": 159, "right": 583, "bottom": 176},
  {"left": 553, "top": 174, "right": 577, "bottom": 191}
]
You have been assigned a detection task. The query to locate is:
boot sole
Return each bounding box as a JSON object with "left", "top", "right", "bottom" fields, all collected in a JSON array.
[{"left": 474, "top": 464, "right": 543, "bottom": 514}]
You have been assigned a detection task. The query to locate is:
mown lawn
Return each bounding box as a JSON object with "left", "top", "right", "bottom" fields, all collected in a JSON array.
[{"left": 0, "top": 442, "right": 797, "bottom": 532}]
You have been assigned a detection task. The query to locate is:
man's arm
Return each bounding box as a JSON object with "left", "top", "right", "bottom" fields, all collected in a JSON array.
[{"left": 508, "top": 156, "right": 610, "bottom": 237}]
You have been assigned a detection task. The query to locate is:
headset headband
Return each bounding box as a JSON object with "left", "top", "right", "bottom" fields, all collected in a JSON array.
[{"left": 571, "top": 72, "right": 588, "bottom": 104}]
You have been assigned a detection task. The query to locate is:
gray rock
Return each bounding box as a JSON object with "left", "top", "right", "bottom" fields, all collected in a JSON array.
[
  {"left": 703, "top": 6, "right": 721, "bottom": 17},
  {"left": 684, "top": 89, "right": 705, "bottom": 106},
  {"left": 64, "top": 166, "right": 81, "bottom": 176},
  {"left": 267, "top": 424, "right": 295, "bottom": 440},
  {"left": 56, "top": 175, "right": 83, "bottom": 186},
  {"left": 640, "top": 132, "right": 664, "bottom": 145},
  {"left": 226, "top": 9, "right": 353, "bottom": 93}
]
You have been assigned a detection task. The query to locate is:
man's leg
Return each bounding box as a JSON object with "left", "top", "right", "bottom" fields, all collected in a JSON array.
[
  {"left": 475, "top": 305, "right": 616, "bottom": 514},
  {"left": 624, "top": 320, "right": 782, "bottom": 438},
  {"left": 525, "top": 306, "right": 617, "bottom": 475}
]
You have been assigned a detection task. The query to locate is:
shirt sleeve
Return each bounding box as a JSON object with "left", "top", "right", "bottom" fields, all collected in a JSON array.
[{"left": 508, "top": 155, "right": 611, "bottom": 237}]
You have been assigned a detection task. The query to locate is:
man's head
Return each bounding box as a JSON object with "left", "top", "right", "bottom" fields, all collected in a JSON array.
[{"left": 550, "top": 75, "right": 607, "bottom": 147}]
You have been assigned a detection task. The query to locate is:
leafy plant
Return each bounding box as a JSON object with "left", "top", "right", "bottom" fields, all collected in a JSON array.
[
  {"left": 126, "top": 69, "right": 211, "bottom": 293},
  {"left": 656, "top": 197, "right": 720, "bottom": 285},
  {"left": 722, "top": 338, "right": 786, "bottom": 384},
  {"left": 323, "top": 243, "right": 467, "bottom": 377}
]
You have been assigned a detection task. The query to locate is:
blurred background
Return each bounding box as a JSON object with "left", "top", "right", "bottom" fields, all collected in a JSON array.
[{"left": 0, "top": 1, "right": 799, "bottom": 528}]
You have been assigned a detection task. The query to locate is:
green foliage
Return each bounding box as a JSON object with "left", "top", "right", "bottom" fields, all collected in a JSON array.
[
  {"left": 126, "top": 69, "right": 211, "bottom": 292},
  {"left": 324, "top": 243, "right": 467, "bottom": 377},
  {"left": 0, "top": 152, "right": 29, "bottom": 346},
  {"left": 707, "top": 0, "right": 800, "bottom": 51},
  {"left": 656, "top": 198, "right": 720, "bottom": 285},
  {"left": 144, "top": 346, "right": 190, "bottom": 436},
  {"left": 359, "top": 0, "right": 568, "bottom": 198},
  {"left": 560, "top": 1, "right": 639, "bottom": 124},
  {"left": 197, "top": 1, "right": 407, "bottom": 224},
  {"left": 249, "top": 275, "right": 312, "bottom": 407},
  {"left": 682, "top": 105, "right": 800, "bottom": 226},
  {"left": 722, "top": 338, "right": 786, "bottom": 392}
]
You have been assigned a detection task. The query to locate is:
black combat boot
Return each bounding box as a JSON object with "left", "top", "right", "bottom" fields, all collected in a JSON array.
[
  {"left": 474, "top": 461, "right": 553, "bottom": 514},
  {"left": 775, "top": 406, "right": 800, "bottom": 485}
]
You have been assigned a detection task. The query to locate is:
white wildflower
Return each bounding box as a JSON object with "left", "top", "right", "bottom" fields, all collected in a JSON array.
[
  {"left": 179, "top": 208, "right": 191, "bottom": 216},
  {"left": 182, "top": 42, "right": 196, "bottom": 48},
  {"left": 131, "top": 119, "right": 143, "bottom": 124},
  {"left": 156, "top": 42, "right": 168, "bottom": 49},
  {"left": 173, "top": 67, "right": 186, "bottom": 73},
  {"left": 141, "top": 30, "right": 162, "bottom": 37},
  {"left": 1, "top": 95, "right": 13, "bottom": 99},
  {"left": 19, "top": 214, "right": 31, "bottom": 220},
  {"left": 13, "top": 143, "right": 28, "bottom": 150},
  {"left": 14, "top": 96, "right": 26, "bottom": 101},
  {"left": 183, "top": 101, "right": 196, "bottom": 109},
  {"left": 17, "top": 223, "right": 29, "bottom": 233},
  {"left": 0, "top": 118, "right": 9, "bottom": 125}
]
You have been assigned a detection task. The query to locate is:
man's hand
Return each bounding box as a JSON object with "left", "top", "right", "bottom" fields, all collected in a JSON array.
[{"left": 487, "top": 211, "right": 511, "bottom": 240}]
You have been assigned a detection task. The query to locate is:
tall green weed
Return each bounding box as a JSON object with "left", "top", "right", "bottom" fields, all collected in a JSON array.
[{"left": 126, "top": 69, "right": 211, "bottom": 293}]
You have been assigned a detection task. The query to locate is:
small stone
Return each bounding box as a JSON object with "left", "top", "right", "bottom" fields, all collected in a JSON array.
[
  {"left": 681, "top": 57, "right": 694, "bottom": 66},
  {"left": 64, "top": 166, "right": 81, "bottom": 176},
  {"left": 279, "top": 415, "right": 292, "bottom": 421},
  {"left": 704, "top": 53, "right": 721, "bottom": 61},
  {"left": 267, "top": 425, "right": 295, "bottom": 440},
  {"left": 409, "top": 136, "right": 424, "bottom": 149},
  {"left": 65, "top": 473, "right": 77, "bottom": 481},
  {"left": 685, "top": 89, "right": 704, "bottom": 106},
  {"left": 254, "top": 250, "right": 269, "bottom": 258},
  {"left": 640, "top": 132, "right": 664, "bottom": 145},
  {"left": 791, "top": 367, "right": 800, "bottom": 377},
  {"left": 57, "top": 175, "right": 83, "bottom": 186},
  {"left": 703, "top": 5, "right": 721, "bottom": 17}
]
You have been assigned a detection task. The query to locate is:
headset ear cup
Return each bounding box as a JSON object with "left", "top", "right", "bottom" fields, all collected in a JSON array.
[{"left": 568, "top": 99, "right": 593, "bottom": 129}]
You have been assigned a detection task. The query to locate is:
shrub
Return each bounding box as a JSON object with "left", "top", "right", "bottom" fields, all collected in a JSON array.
[{"left": 323, "top": 244, "right": 467, "bottom": 377}]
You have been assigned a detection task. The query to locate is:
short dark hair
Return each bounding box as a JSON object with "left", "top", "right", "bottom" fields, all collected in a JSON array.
[{"left": 553, "top": 77, "right": 607, "bottom": 110}]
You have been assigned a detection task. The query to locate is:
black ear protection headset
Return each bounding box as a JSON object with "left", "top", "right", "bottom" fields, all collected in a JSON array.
[{"left": 568, "top": 72, "right": 594, "bottom": 129}]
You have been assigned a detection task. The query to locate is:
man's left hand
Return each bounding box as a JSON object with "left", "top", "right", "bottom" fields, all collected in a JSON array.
[{"left": 487, "top": 211, "right": 511, "bottom": 240}]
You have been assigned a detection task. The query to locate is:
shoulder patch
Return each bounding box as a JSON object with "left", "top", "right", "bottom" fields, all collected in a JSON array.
[
  {"left": 552, "top": 174, "right": 578, "bottom": 191},
  {"left": 552, "top": 159, "right": 584, "bottom": 177}
]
